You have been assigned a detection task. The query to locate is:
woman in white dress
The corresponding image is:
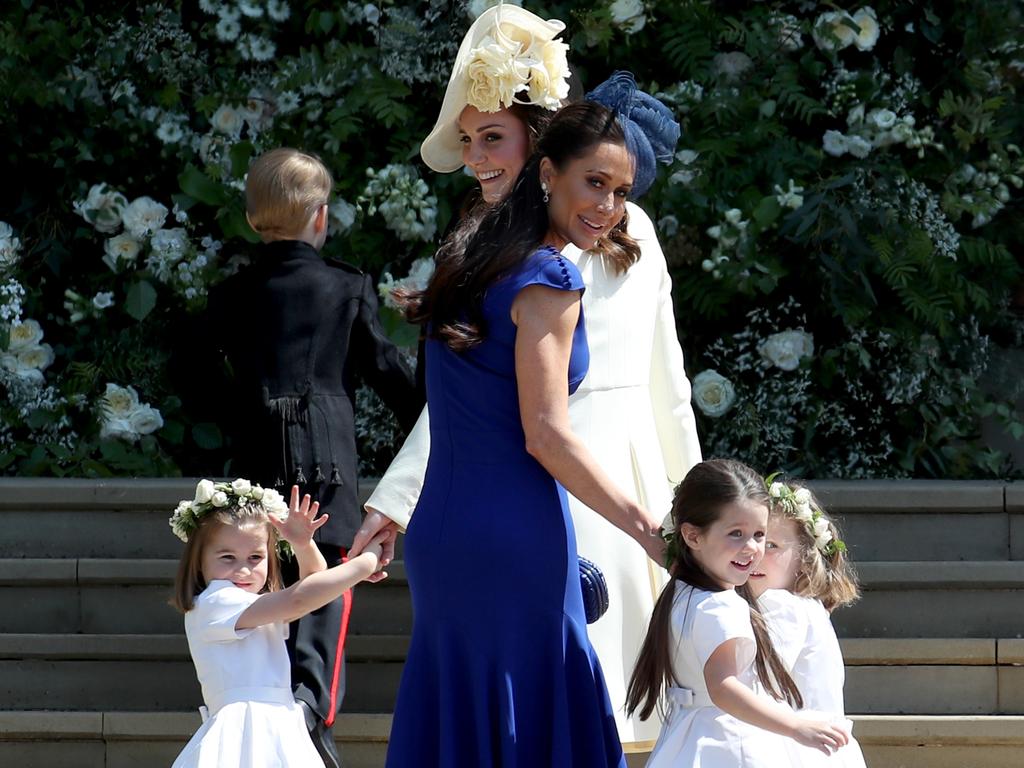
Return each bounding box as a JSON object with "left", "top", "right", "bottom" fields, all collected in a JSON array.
[{"left": 350, "top": 6, "right": 702, "bottom": 752}]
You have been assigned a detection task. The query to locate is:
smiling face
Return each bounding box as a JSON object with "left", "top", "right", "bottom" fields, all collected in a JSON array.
[
  {"left": 200, "top": 521, "right": 270, "bottom": 594},
  {"left": 539, "top": 140, "right": 633, "bottom": 251},
  {"left": 682, "top": 498, "right": 769, "bottom": 590},
  {"left": 748, "top": 515, "right": 806, "bottom": 598},
  {"left": 458, "top": 105, "right": 532, "bottom": 204}
]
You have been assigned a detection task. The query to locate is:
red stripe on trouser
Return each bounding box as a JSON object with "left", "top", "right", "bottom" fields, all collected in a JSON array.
[{"left": 324, "top": 547, "right": 352, "bottom": 728}]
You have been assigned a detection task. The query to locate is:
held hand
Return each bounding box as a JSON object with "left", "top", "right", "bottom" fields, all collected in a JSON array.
[
  {"left": 269, "top": 485, "right": 328, "bottom": 547},
  {"left": 634, "top": 514, "right": 667, "bottom": 564},
  {"left": 790, "top": 717, "right": 850, "bottom": 755},
  {"left": 356, "top": 530, "right": 392, "bottom": 583},
  {"left": 351, "top": 509, "right": 398, "bottom": 566}
]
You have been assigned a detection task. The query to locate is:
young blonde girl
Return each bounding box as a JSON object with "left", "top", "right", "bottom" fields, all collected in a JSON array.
[
  {"left": 169, "top": 479, "right": 387, "bottom": 768},
  {"left": 747, "top": 480, "right": 867, "bottom": 768},
  {"left": 626, "top": 459, "right": 849, "bottom": 767}
]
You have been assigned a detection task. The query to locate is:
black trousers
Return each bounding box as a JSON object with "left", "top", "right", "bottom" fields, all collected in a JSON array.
[{"left": 282, "top": 543, "right": 352, "bottom": 727}]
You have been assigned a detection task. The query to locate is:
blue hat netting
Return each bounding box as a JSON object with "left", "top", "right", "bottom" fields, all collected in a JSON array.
[{"left": 585, "top": 71, "right": 681, "bottom": 199}]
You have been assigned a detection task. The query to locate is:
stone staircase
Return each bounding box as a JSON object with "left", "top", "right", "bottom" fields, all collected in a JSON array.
[{"left": 1, "top": 479, "right": 1022, "bottom": 767}]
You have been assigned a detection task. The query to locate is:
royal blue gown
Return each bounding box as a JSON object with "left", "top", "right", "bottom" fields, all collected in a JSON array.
[{"left": 386, "top": 247, "right": 626, "bottom": 768}]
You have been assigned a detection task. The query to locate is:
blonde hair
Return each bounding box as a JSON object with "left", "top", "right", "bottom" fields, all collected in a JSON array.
[
  {"left": 245, "top": 147, "right": 333, "bottom": 239},
  {"left": 171, "top": 502, "right": 283, "bottom": 613},
  {"left": 771, "top": 484, "right": 860, "bottom": 612}
]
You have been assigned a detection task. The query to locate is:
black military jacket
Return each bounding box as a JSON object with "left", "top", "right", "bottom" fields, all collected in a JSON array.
[{"left": 206, "top": 239, "right": 421, "bottom": 547}]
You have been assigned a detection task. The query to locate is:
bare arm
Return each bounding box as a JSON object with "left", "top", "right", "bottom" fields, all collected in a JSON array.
[
  {"left": 236, "top": 539, "right": 385, "bottom": 630},
  {"left": 704, "top": 639, "right": 849, "bottom": 755},
  {"left": 512, "top": 284, "right": 664, "bottom": 561}
]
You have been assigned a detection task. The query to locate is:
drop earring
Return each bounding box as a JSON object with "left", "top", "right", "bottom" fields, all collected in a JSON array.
[{"left": 541, "top": 182, "right": 550, "bottom": 203}]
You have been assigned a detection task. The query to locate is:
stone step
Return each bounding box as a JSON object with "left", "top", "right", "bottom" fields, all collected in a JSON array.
[
  {"left": 2, "top": 478, "right": 1021, "bottom": 562},
  {"left": 835, "top": 561, "right": 1024, "bottom": 638},
  {"left": 2, "top": 711, "right": 1022, "bottom": 768},
  {"left": 3, "top": 634, "right": 1023, "bottom": 715},
  {"left": 5, "top": 558, "right": 1024, "bottom": 638},
  {"left": 0, "top": 559, "right": 412, "bottom": 635}
]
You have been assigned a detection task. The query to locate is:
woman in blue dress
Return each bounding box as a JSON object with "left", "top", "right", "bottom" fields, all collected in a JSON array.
[{"left": 386, "top": 75, "right": 678, "bottom": 768}]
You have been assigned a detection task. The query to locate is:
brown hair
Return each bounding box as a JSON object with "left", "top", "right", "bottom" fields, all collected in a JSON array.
[
  {"left": 771, "top": 483, "right": 861, "bottom": 612},
  {"left": 171, "top": 502, "right": 283, "bottom": 613},
  {"left": 245, "top": 147, "right": 333, "bottom": 240},
  {"left": 404, "top": 101, "right": 640, "bottom": 352},
  {"left": 626, "top": 459, "right": 803, "bottom": 721}
]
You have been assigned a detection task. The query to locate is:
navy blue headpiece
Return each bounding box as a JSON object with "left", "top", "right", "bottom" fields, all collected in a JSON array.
[{"left": 586, "top": 71, "right": 680, "bottom": 199}]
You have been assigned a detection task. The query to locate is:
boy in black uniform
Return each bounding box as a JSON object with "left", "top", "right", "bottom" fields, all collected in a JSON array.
[{"left": 206, "top": 148, "right": 420, "bottom": 766}]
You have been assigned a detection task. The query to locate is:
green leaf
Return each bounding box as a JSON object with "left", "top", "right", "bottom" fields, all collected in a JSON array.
[
  {"left": 217, "top": 203, "right": 260, "bottom": 243},
  {"left": 192, "top": 422, "right": 223, "bottom": 450},
  {"left": 229, "top": 141, "right": 254, "bottom": 178},
  {"left": 178, "top": 164, "right": 230, "bottom": 207},
  {"left": 124, "top": 280, "right": 158, "bottom": 322},
  {"left": 160, "top": 419, "right": 186, "bottom": 445},
  {"left": 752, "top": 196, "right": 782, "bottom": 229}
]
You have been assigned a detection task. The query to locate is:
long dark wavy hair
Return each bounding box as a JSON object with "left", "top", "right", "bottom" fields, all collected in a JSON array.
[
  {"left": 625, "top": 459, "right": 804, "bottom": 721},
  {"left": 403, "top": 101, "right": 641, "bottom": 351}
]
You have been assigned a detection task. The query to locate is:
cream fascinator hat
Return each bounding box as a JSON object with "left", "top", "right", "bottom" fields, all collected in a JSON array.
[{"left": 419, "top": 4, "right": 571, "bottom": 173}]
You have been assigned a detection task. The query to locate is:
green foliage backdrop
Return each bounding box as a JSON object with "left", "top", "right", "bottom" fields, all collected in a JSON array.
[{"left": 1, "top": 0, "right": 1022, "bottom": 479}]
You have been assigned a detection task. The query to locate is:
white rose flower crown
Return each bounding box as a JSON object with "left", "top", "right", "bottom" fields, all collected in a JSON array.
[
  {"left": 169, "top": 477, "right": 290, "bottom": 546},
  {"left": 764, "top": 473, "right": 847, "bottom": 557}
]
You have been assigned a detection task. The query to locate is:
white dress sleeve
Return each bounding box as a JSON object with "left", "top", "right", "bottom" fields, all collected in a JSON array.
[
  {"left": 629, "top": 204, "right": 703, "bottom": 486},
  {"left": 191, "top": 581, "right": 261, "bottom": 644},
  {"left": 692, "top": 589, "right": 756, "bottom": 673},
  {"left": 759, "top": 589, "right": 813, "bottom": 672},
  {"left": 364, "top": 405, "right": 430, "bottom": 531}
]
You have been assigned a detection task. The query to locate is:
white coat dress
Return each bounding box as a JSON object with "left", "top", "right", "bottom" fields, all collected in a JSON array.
[{"left": 365, "top": 202, "right": 703, "bottom": 750}]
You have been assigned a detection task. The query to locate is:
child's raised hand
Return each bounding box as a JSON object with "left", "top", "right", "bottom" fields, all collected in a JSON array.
[
  {"left": 269, "top": 485, "right": 328, "bottom": 547},
  {"left": 790, "top": 717, "right": 849, "bottom": 755}
]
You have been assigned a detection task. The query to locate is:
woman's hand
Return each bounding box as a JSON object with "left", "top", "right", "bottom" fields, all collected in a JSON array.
[
  {"left": 269, "top": 485, "right": 328, "bottom": 547},
  {"left": 789, "top": 717, "right": 850, "bottom": 755},
  {"left": 350, "top": 509, "right": 399, "bottom": 583},
  {"left": 637, "top": 523, "right": 667, "bottom": 564}
]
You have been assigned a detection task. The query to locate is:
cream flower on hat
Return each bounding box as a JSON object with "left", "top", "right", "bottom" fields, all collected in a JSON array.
[{"left": 420, "top": 5, "right": 570, "bottom": 172}]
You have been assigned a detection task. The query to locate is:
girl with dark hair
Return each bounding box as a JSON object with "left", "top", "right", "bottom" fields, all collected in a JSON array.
[
  {"left": 383, "top": 82, "right": 672, "bottom": 767},
  {"left": 626, "top": 460, "right": 850, "bottom": 767}
]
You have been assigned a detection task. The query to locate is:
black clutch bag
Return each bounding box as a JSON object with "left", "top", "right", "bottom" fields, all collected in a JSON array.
[{"left": 579, "top": 556, "right": 609, "bottom": 624}]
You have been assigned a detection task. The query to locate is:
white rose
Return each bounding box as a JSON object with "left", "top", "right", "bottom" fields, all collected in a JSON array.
[
  {"left": 102, "top": 382, "right": 141, "bottom": 417},
  {"left": 812, "top": 517, "right": 833, "bottom": 547},
  {"left": 122, "top": 197, "right": 169, "bottom": 240},
  {"left": 17, "top": 343, "right": 54, "bottom": 371},
  {"left": 769, "top": 482, "right": 786, "bottom": 499},
  {"left": 194, "top": 479, "right": 216, "bottom": 504},
  {"left": 822, "top": 130, "right": 848, "bottom": 157},
  {"left": 9, "top": 318, "right": 44, "bottom": 349},
  {"left": 211, "top": 491, "right": 229, "bottom": 507},
  {"left": 610, "top": 0, "right": 646, "bottom": 34},
  {"left": 0, "top": 221, "right": 21, "bottom": 269},
  {"left": 99, "top": 417, "right": 138, "bottom": 442},
  {"left": 692, "top": 370, "right": 737, "bottom": 418},
  {"left": 795, "top": 502, "right": 814, "bottom": 522},
  {"left": 813, "top": 11, "right": 857, "bottom": 51},
  {"left": 231, "top": 478, "right": 253, "bottom": 495},
  {"left": 211, "top": 104, "right": 244, "bottom": 136},
  {"left": 759, "top": 330, "right": 814, "bottom": 371},
  {"left": 868, "top": 108, "right": 897, "bottom": 130},
  {"left": 128, "top": 405, "right": 164, "bottom": 435},
  {"left": 852, "top": 7, "right": 880, "bottom": 51},
  {"left": 794, "top": 488, "right": 812, "bottom": 505},
  {"left": 249, "top": 485, "right": 265, "bottom": 501},
  {"left": 846, "top": 135, "right": 873, "bottom": 159},
  {"left": 103, "top": 233, "right": 142, "bottom": 272},
  {"left": 73, "top": 183, "right": 128, "bottom": 234},
  {"left": 465, "top": 37, "right": 529, "bottom": 113}
]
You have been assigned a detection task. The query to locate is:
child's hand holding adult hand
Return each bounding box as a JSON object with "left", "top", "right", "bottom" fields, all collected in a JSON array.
[
  {"left": 358, "top": 529, "right": 392, "bottom": 583},
  {"left": 269, "top": 485, "right": 329, "bottom": 547}
]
